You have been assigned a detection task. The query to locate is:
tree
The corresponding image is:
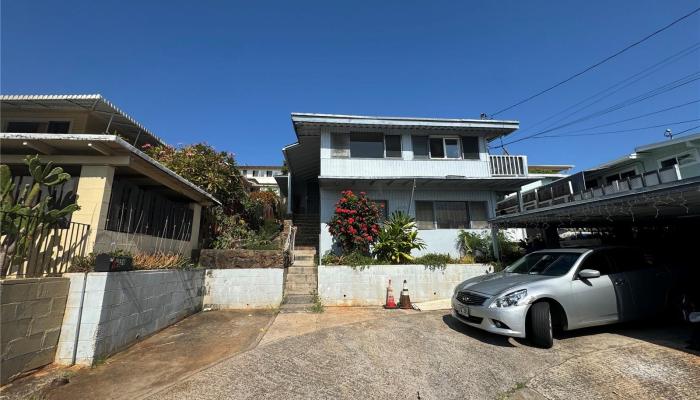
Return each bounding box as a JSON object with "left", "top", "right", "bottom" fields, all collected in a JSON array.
[{"left": 327, "top": 190, "right": 382, "bottom": 254}]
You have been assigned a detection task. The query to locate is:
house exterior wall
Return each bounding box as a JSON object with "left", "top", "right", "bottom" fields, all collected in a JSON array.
[
  {"left": 319, "top": 130, "right": 494, "bottom": 178},
  {"left": 72, "top": 165, "right": 116, "bottom": 255},
  {"left": 319, "top": 184, "right": 525, "bottom": 257},
  {"left": 1, "top": 110, "right": 90, "bottom": 133}
]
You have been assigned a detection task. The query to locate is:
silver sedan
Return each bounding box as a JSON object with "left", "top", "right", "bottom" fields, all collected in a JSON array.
[{"left": 451, "top": 247, "right": 678, "bottom": 348}]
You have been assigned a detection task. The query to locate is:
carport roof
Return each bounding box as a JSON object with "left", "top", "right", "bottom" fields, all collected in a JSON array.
[{"left": 490, "top": 176, "right": 700, "bottom": 228}]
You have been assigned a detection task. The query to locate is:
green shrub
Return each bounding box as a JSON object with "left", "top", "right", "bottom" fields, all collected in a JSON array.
[
  {"left": 372, "top": 211, "right": 426, "bottom": 264},
  {"left": 456, "top": 230, "right": 523, "bottom": 264},
  {"left": 413, "top": 253, "right": 457, "bottom": 271},
  {"left": 320, "top": 251, "right": 378, "bottom": 270}
]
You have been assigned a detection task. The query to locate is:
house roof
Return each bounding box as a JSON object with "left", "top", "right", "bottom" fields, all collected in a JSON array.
[
  {"left": 527, "top": 164, "right": 574, "bottom": 173},
  {"left": 0, "top": 132, "right": 219, "bottom": 205},
  {"left": 0, "top": 94, "right": 165, "bottom": 147},
  {"left": 586, "top": 132, "right": 700, "bottom": 172},
  {"left": 291, "top": 112, "right": 520, "bottom": 141}
]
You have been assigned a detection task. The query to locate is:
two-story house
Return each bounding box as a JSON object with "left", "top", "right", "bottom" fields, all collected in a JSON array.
[
  {"left": 280, "top": 113, "right": 562, "bottom": 257},
  {"left": 0, "top": 94, "right": 218, "bottom": 275}
]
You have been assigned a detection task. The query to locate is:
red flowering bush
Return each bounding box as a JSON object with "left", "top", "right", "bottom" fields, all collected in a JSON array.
[{"left": 327, "top": 190, "right": 382, "bottom": 254}]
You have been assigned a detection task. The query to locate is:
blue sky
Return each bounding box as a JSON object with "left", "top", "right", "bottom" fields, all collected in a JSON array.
[{"left": 2, "top": 1, "right": 699, "bottom": 169}]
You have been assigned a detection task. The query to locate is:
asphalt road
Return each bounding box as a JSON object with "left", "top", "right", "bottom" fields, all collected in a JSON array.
[{"left": 148, "top": 310, "right": 700, "bottom": 400}]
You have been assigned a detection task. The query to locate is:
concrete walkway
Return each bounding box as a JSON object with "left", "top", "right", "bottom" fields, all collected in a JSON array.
[
  {"left": 1, "top": 310, "right": 276, "bottom": 400},
  {"left": 149, "top": 309, "right": 699, "bottom": 400}
]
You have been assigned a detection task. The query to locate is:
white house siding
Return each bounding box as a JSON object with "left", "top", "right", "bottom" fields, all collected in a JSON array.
[
  {"left": 319, "top": 185, "right": 524, "bottom": 257},
  {"left": 320, "top": 158, "right": 491, "bottom": 178}
]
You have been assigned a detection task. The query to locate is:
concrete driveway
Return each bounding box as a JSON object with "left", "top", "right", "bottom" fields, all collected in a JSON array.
[{"left": 148, "top": 309, "right": 699, "bottom": 400}]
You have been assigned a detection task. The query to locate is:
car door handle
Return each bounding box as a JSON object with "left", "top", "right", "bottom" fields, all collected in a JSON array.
[{"left": 614, "top": 279, "right": 625, "bottom": 286}]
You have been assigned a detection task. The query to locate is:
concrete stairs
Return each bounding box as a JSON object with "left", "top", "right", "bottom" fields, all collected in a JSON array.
[
  {"left": 280, "top": 246, "right": 318, "bottom": 313},
  {"left": 292, "top": 214, "right": 320, "bottom": 248}
]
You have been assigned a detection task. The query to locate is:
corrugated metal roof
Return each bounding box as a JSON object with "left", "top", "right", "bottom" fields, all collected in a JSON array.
[{"left": 0, "top": 94, "right": 165, "bottom": 146}]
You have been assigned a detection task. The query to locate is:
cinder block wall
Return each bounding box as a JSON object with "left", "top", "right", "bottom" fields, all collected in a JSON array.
[
  {"left": 0, "top": 277, "right": 70, "bottom": 385},
  {"left": 56, "top": 270, "right": 205, "bottom": 365},
  {"left": 318, "top": 264, "right": 489, "bottom": 306},
  {"left": 204, "top": 269, "right": 284, "bottom": 309}
]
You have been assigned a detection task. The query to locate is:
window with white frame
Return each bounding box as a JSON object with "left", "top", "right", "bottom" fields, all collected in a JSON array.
[
  {"left": 429, "top": 137, "right": 461, "bottom": 159},
  {"left": 659, "top": 150, "right": 699, "bottom": 169},
  {"left": 414, "top": 200, "right": 489, "bottom": 229}
]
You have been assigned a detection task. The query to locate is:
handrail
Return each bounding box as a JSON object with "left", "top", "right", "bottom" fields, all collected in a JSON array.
[{"left": 283, "top": 223, "right": 297, "bottom": 266}]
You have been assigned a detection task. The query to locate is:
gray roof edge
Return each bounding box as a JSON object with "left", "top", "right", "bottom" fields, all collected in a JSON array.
[
  {"left": 0, "top": 94, "right": 166, "bottom": 147},
  {"left": 0, "top": 132, "right": 219, "bottom": 205}
]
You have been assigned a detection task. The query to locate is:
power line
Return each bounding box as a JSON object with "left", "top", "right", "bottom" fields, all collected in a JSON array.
[
  {"left": 512, "top": 41, "right": 700, "bottom": 136},
  {"left": 552, "top": 99, "right": 700, "bottom": 134},
  {"left": 494, "top": 73, "right": 700, "bottom": 147},
  {"left": 674, "top": 124, "right": 700, "bottom": 137},
  {"left": 531, "top": 118, "right": 700, "bottom": 138},
  {"left": 489, "top": 6, "right": 700, "bottom": 117}
]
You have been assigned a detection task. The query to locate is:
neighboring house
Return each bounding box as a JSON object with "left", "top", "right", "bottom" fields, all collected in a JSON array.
[
  {"left": 241, "top": 165, "right": 284, "bottom": 194},
  {"left": 279, "top": 113, "right": 565, "bottom": 257},
  {"left": 495, "top": 132, "right": 700, "bottom": 217},
  {"left": 0, "top": 94, "right": 219, "bottom": 265}
]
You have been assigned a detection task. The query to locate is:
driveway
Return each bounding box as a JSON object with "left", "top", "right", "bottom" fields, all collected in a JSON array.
[{"left": 148, "top": 309, "right": 699, "bottom": 400}]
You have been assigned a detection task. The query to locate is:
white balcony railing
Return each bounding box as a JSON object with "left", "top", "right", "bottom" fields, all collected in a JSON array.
[{"left": 489, "top": 155, "right": 527, "bottom": 176}]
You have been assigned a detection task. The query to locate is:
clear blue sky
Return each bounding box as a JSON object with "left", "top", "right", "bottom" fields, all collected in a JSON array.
[{"left": 2, "top": 1, "right": 699, "bottom": 169}]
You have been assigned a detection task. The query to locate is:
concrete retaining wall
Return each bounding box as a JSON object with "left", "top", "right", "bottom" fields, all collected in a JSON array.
[
  {"left": 56, "top": 270, "right": 205, "bottom": 365},
  {"left": 1, "top": 277, "right": 69, "bottom": 385},
  {"left": 318, "top": 264, "right": 489, "bottom": 306},
  {"left": 204, "top": 269, "right": 284, "bottom": 309}
]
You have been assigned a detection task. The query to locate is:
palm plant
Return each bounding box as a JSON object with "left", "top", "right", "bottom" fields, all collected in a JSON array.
[{"left": 372, "top": 211, "right": 425, "bottom": 264}]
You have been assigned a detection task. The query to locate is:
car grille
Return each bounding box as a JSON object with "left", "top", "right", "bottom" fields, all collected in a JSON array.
[{"left": 456, "top": 291, "right": 488, "bottom": 306}]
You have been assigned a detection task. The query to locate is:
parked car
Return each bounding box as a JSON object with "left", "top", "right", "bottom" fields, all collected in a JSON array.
[{"left": 451, "top": 247, "right": 684, "bottom": 348}]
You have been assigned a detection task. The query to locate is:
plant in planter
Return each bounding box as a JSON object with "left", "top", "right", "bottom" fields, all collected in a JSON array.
[
  {"left": 327, "top": 190, "right": 382, "bottom": 254},
  {"left": 94, "top": 249, "right": 134, "bottom": 272},
  {"left": 372, "top": 211, "right": 425, "bottom": 264}
]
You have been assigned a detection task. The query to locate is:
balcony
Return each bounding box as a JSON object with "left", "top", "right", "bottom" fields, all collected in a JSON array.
[
  {"left": 496, "top": 165, "right": 684, "bottom": 215},
  {"left": 489, "top": 155, "right": 527, "bottom": 176}
]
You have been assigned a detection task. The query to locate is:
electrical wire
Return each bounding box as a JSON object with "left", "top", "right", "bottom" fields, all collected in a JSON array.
[
  {"left": 489, "top": 7, "right": 700, "bottom": 117},
  {"left": 530, "top": 118, "right": 700, "bottom": 138},
  {"left": 493, "top": 73, "right": 700, "bottom": 147}
]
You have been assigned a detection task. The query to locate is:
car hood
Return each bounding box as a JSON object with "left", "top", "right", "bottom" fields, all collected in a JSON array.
[{"left": 456, "top": 273, "right": 553, "bottom": 296}]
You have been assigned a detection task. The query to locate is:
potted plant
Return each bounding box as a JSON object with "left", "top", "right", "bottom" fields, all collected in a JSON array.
[{"left": 94, "top": 249, "right": 134, "bottom": 272}]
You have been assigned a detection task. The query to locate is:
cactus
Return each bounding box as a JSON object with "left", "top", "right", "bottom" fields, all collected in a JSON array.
[{"left": 0, "top": 155, "right": 80, "bottom": 277}]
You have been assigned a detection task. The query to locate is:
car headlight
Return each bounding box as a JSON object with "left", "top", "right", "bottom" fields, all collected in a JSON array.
[{"left": 489, "top": 289, "right": 527, "bottom": 308}]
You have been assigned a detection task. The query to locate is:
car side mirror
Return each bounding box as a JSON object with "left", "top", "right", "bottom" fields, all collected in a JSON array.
[{"left": 579, "top": 269, "right": 601, "bottom": 279}]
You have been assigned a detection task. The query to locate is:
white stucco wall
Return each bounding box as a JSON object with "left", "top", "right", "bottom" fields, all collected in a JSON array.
[
  {"left": 203, "top": 269, "right": 284, "bottom": 309},
  {"left": 56, "top": 270, "right": 204, "bottom": 365},
  {"left": 318, "top": 264, "right": 489, "bottom": 306}
]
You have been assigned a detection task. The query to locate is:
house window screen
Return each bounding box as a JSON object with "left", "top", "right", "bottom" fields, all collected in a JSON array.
[
  {"left": 435, "top": 201, "right": 469, "bottom": 229},
  {"left": 350, "top": 133, "right": 384, "bottom": 158},
  {"left": 331, "top": 133, "right": 350, "bottom": 158},
  {"left": 415, "top": 201, "right": 435, "bottom": 229},
  {"left": 468, "top": 201, "right": 489, "bottom": 228},
  {"left": 461, "top": 137, "right": 480, "bottom": 159},
  {"left": 384, "top": 135, "right": 402, "bottom": 158},
  {"left": 412, "top": 136, "right": 429, "bottom": 158}
]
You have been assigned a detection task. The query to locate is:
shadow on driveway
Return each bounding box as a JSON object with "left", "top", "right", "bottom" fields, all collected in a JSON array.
[{"left": 441, "top": 313, "right": 518, "bottom": 348}]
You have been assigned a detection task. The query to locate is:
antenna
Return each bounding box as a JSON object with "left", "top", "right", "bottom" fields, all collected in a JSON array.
[{"left": 664, "top": 128, "right": 673, "bottom": 140}]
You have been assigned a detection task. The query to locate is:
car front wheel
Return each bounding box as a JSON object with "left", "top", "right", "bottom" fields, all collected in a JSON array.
[{"left": 528, "top": 302, "right": 553, "bottom": 348}]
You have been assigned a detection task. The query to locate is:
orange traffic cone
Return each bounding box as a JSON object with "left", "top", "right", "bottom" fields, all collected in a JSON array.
[
  {"left": 399, "top": 280, "right": 412, "bottom": 309},
  {"left": 385, "top": 278, "right": 397, "bottom": 309}
]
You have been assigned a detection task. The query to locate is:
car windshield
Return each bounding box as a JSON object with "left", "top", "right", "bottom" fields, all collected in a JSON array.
[{"left": 504, "top": 252, "right": 581, "bottom": 276}]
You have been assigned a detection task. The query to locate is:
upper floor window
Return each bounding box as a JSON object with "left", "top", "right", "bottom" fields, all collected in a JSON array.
[
  {"left": 6, "top": 120, "right": 70, "bottom": 133},
  {"left": 384, "top": 135, "right": 402, "bottom": 158},
  {"left": 266, "top": 170, "right": 273, "bottom": 177},
  {"left": 430, "top": 137, "right": 461, "bottom": 159},
  {"left": 659, "top": 150, "right": 698, "bottom": 169},
  {"left": 349, "top": 133, "right": 384, "bottom": 158}
]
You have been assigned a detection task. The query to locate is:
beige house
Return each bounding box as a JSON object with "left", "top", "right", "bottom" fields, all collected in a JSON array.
[{"left": 0, "top": 94, "right": 218, "bottom": 264}]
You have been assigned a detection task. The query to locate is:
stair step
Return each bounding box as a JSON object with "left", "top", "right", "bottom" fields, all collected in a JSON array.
[
  {"left": 280, "top": 303, "right": 313, "bottom": 313},
  {"left": 286, "top": 282, "right": 317, "bottom": 292},
  {"left": 287, "top": 266, "right": 317, "bottom": 274},
  {"left": 286, "top": 274, "right": 317, "bottom": 284},
  {"left": 285, "top": 294, "right": 313, "bottom": 304}
]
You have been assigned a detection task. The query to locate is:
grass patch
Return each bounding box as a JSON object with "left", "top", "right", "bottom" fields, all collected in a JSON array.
[
  {"left": 496, "top": 382, "right": 527, "bottom": 400},
  {"left": 309, "top": 290, "right": 324, "bottom": 313}
]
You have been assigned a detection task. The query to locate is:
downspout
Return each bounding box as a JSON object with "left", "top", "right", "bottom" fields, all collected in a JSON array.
[{"left": 71, "top": 272, "right": 89, "bottom": 365}]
